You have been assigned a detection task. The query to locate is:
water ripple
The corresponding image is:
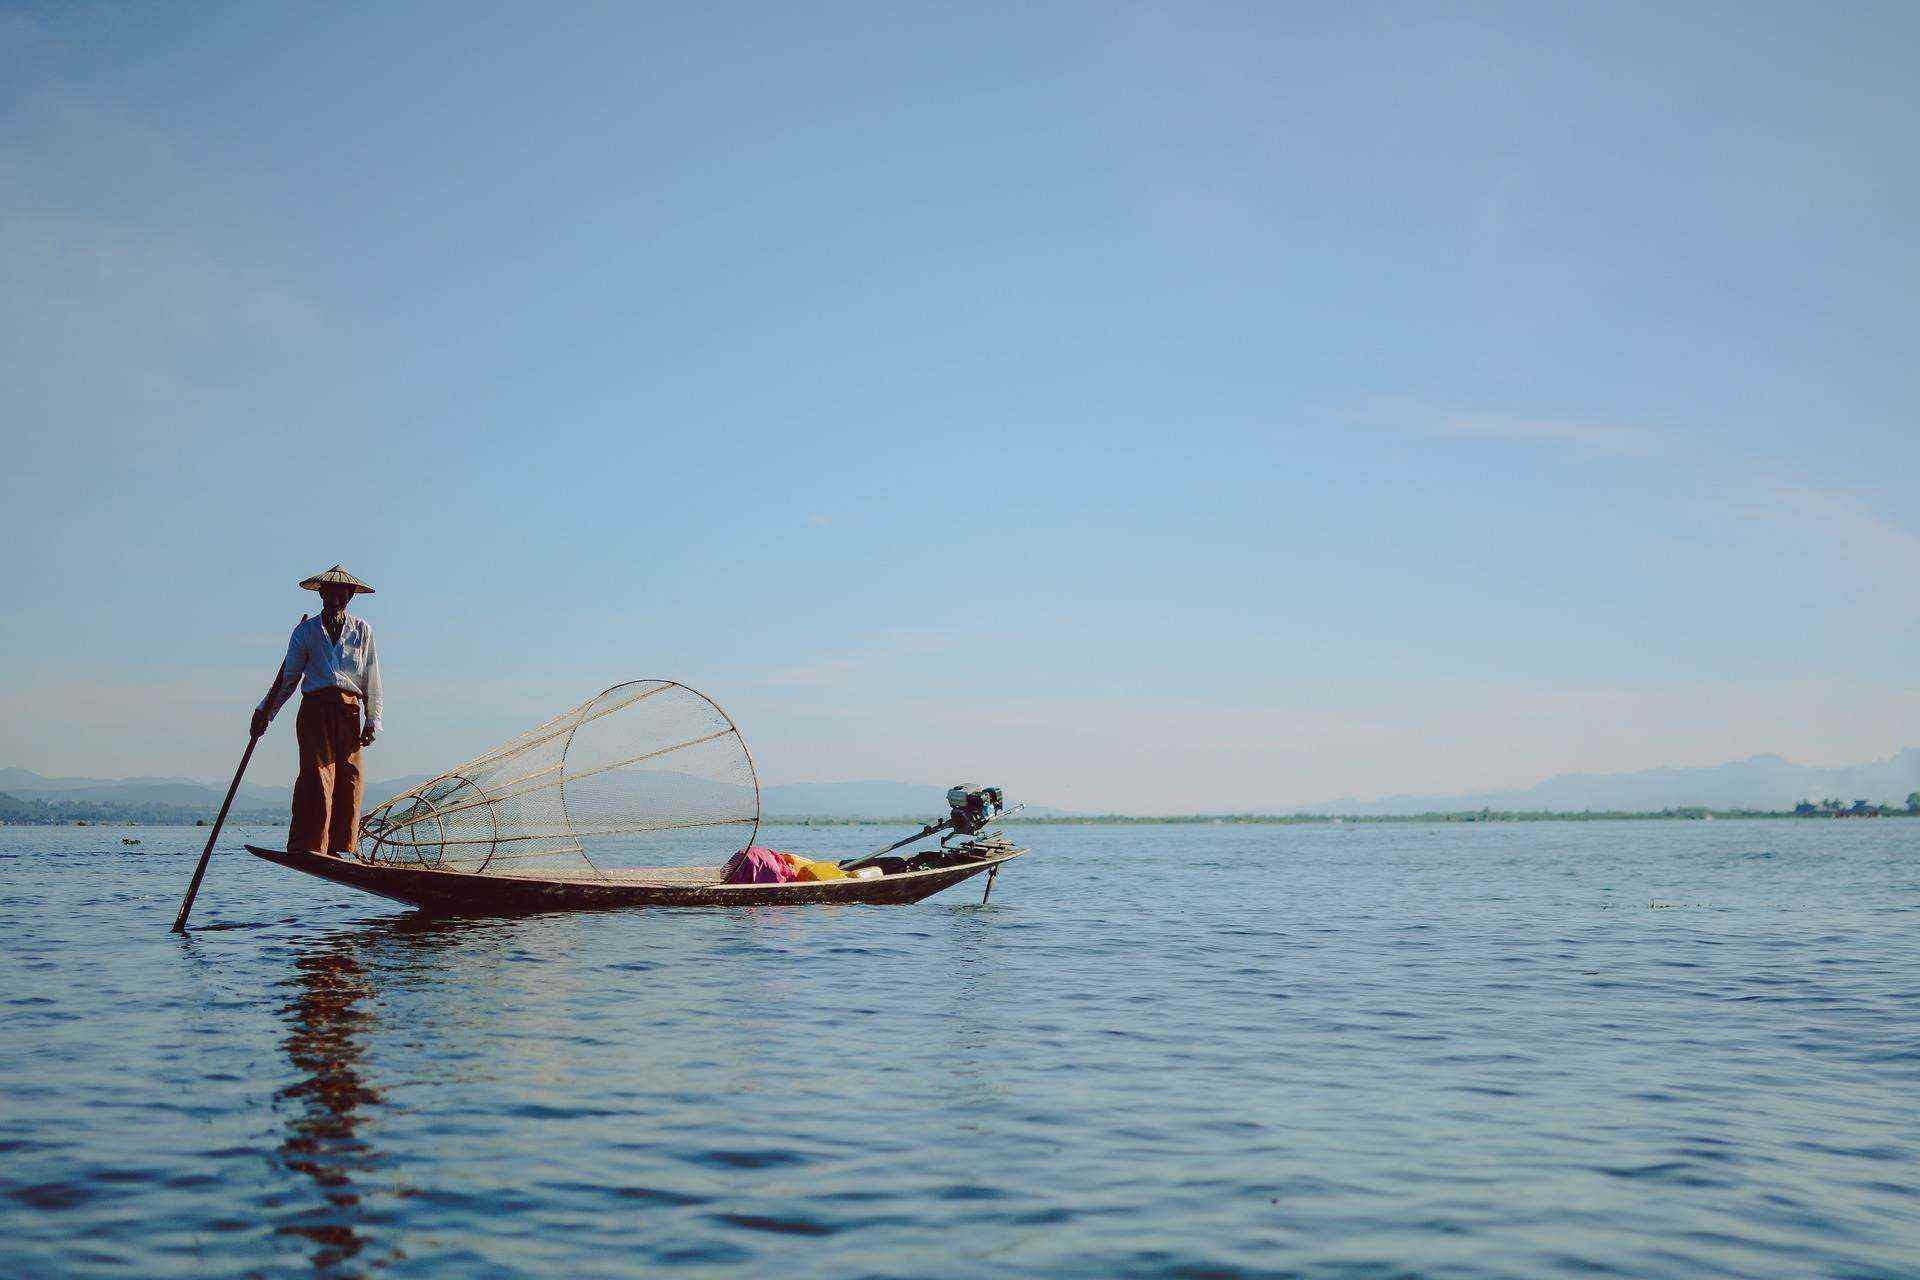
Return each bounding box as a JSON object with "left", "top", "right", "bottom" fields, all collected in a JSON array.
[{"left": 2, "top": 821, "right": 1920, "bottom": 1277}]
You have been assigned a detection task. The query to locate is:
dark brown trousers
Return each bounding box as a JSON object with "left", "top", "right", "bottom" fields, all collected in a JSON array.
[{"left": 290, "top": 688, "right": 363, "bottom": 855}]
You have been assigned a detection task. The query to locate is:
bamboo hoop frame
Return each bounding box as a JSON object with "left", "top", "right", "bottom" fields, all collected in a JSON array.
[{"left": 355, "top": 679, "right": 761, "bottom": 878}]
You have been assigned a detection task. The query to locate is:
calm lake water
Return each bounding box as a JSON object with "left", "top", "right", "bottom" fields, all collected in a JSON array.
[{"left": 3, "top": 820, "right": 1918, "bottom": 1278}]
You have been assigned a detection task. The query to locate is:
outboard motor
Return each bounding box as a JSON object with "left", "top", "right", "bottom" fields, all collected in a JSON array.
[
  {"left": 945, "top": 784, "right": 1006, "bottom": 837},
  {"left": 840, "top": 784, "right": 1015, "bottom": 873}
]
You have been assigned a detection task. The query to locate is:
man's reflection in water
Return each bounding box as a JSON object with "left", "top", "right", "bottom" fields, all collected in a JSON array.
[
  {"left": 276, "top": 922, "right": 391, "bottom": 1276},
  {"left": 274, "top": 914, "right": 515, "bottom": 1275}
]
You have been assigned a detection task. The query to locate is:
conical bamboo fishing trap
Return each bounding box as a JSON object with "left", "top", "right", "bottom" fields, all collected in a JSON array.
[{"left": 358, "top": 680, "right": 760, "bottom": 879}]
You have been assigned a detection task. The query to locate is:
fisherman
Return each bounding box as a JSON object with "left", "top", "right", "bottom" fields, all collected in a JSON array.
[{"left": 251, "top": 566, "right": 383, "bottom": 856}]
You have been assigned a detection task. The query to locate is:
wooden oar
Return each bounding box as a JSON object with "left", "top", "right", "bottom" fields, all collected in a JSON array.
[{"left": 171, "top": 615, "right": 304, "bottom": 933}]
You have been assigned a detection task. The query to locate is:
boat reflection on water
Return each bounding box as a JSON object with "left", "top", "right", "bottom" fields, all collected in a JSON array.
[{"left": 262, "top": 903, "right": 1007, "bottom": 1273}]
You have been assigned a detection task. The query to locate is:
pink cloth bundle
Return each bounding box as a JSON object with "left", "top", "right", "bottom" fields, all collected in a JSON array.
[{"left": 721, "top": 845, "right": 797, "bottom": 884}]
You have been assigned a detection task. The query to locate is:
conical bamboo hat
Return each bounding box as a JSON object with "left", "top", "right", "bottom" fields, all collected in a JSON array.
[{"left": 298, "top": 565, "right": 375, "bottom": 595}]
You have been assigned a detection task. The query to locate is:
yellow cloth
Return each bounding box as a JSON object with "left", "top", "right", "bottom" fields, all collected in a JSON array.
[
  {"left": 776, "top": 851, "right": 850, "bottom": 881},
  {"left": 792, "top": 858, "right": 849, "bottom": 881}
]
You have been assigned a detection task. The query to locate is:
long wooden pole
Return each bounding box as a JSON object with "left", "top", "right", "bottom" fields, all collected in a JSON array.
[{"left": 171, "top": 614, "right": 304, "bottom": 933}]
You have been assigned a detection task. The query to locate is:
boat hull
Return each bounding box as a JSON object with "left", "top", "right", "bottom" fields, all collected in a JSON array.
[{"left": 244, "top": 845, "right": 1023, "bottom": 914}]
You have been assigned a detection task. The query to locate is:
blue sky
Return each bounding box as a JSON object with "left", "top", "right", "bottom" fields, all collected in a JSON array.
[{"left": 3, "top": 1, "right": 1916, "bottom": 812}]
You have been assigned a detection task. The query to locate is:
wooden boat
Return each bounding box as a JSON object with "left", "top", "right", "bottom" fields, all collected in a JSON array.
[
  {"left": 246, "top": 843, "right": 1024, "bottom": 914},
  {"left": 237, "top": 683, "right": 1030, "bottom": 917}
]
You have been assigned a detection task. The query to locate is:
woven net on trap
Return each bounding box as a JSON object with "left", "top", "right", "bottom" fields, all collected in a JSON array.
[{"left": 357, "top": 680, "right": 760, "bottom": 880}]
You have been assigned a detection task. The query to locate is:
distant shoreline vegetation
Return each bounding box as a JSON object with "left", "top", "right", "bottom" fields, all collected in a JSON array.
[
  {"left": 5, "top": 792, "right": 1916, "bottom": 828},
  {"left": 0, "top": 793, "right": 284, "bottom": 827},
  {"left": 768, "top": 803, "right": 1920, "bottom": 826}
]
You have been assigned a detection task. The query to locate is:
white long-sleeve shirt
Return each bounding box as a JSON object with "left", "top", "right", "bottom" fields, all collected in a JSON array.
[{"left": 258, "top": 614, "right": 384, "bottom": 733}]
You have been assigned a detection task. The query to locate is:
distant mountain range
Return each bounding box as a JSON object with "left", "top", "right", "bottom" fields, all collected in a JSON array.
[
  {"left": 0, "top": 767, "right": 1060, "bottom": 823},
  {"left": 0, "top": 767, "right": 433, "bottom": 814},
  {"left": 1307, "top": 749, "right": 1920, "bottom": 816},
  {"left": 9, "top": 751, "right": 1918, "bottom": 822}
]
